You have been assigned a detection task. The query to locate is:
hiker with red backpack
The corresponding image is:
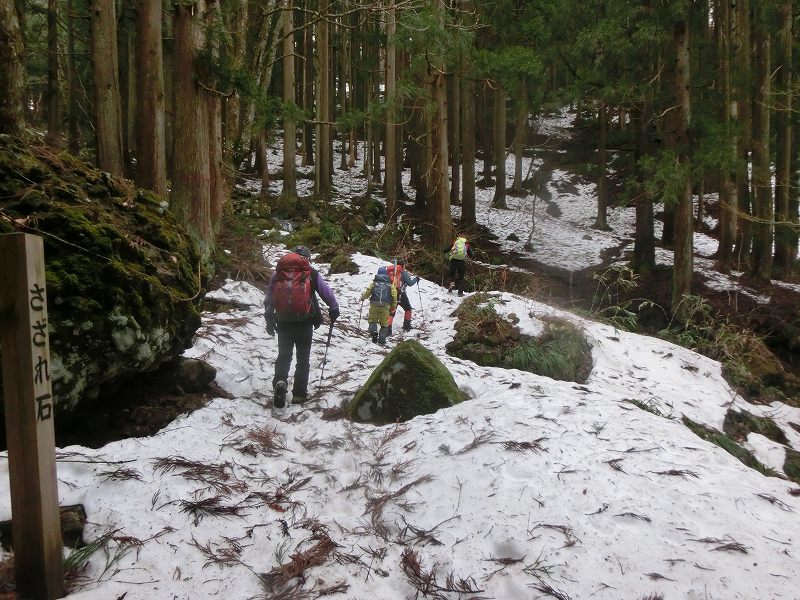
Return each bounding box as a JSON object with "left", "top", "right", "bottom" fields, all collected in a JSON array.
[
  {"left": 444, "top": 235, "right": 474, "bottom": 297},
  {"left": 359, "top": 266, "right": 397, "bottom": 346},
  {"left": 264, "top": 246, "right": 339, "bottom": 416},
  {"left": 386, "top": 259, "right": 419, "bottom": 335}
]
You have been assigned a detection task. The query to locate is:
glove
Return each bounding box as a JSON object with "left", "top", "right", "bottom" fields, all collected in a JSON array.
[
  {"left": 329, "top": 306, "right": 340, "bottom": 322},
  {"left": 265, "top": 312, "right": 275, "bottom": 336},
  {"left": 414, "top": 277, "right": 420, "bottom": 285}
]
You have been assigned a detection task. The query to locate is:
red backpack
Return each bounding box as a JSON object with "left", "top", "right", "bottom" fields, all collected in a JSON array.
[
  {"left": 387, "top": 264, "right": 403, "bottom": 289},
  {"left": 273, "top": 253, "right": 313, "bottom": 320}
]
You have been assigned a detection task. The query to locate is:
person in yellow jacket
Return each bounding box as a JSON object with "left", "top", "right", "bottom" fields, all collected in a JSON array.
[
  {"left": 443, "top": 236, "right": 474, "bottom": 297},
  {"left": 360, "top": 266, "right": 397, "bottom": 345}
]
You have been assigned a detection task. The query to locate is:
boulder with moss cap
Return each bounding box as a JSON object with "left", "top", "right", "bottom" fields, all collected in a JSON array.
[{"left": 348, "top": 340, "right": 466, "bottom": 424}]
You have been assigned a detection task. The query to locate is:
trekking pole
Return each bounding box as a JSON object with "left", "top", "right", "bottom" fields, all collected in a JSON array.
[
  {"left": 417, "top": 282, "right": 424, "bottom": 321},
  {"left": 317, "top": 322, "right": 335, "bottom": 391}
]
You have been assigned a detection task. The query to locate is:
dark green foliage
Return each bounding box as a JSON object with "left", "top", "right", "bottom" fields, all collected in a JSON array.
[
  {"left": 505, "top": 318, "right": 592, "bottom": 383},
  {"left": 328, "top": 253, "right": 359, "bottom": 276},
  {"left": 784, "top": 449, "right": 800, "bottom": 484},
  {"left": 723, "top": 409, "right": 788, "bottom": 445},
  {"left": 682, "top": 417, "right": 777, "bottom": 478},
  {"left": 447, "top": 295, "right": 592, "bottom": 383}
]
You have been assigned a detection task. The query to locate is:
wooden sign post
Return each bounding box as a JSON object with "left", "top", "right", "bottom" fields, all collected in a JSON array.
[{"left": 0, "top": 233, "right": 63, "bottom": 599}]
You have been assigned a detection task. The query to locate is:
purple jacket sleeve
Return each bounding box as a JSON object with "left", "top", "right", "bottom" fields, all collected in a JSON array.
[
  {"left": 263, "top": 272, "right": 277, "bottom": 310},
  {"left": 313, "top": 271, "right": 339, "bottom": 311}
]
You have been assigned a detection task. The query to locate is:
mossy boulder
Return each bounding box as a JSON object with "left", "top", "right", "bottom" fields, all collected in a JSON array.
[
  {"left": 329, "top": 252, "right": 359, "bottom": 275},
  {"left": 349, "top": 340, "right": 466, "bottom": 424},
  {"left": 0, "top": 135, "right": 202, "bottom": 417}
]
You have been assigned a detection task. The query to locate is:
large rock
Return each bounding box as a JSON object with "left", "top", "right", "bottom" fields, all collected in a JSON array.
[
  {"left": 0, "top": 135, "right": 202, "bottom": 416},
  {"left": 349, "top": 340, "right": 466, "bottom": 424}
]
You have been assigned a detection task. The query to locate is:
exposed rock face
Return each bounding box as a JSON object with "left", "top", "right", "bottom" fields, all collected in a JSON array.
[
  {"left": 349, "top": 340, "right": 466, "bottom": 425},
  {"left": 0, "top": 135, "right": 202, "bottom": 415}
]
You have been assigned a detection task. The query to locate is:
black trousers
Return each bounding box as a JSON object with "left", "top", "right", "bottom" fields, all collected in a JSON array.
[
  {"left": 448, "top": 259, "right": 466, "bottom": 293},
  {"left": 274, "top": 320, "right": 314, "bottom": 398}
]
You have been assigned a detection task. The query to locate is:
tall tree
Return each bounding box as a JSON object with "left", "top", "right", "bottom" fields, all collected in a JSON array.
[
  {"left": 46, "top": 0, "right": 60, "bottom": 144},
  {"left": 671, "top": 15, "right": 693, "bottom": 318},
  {"left": 491, "top": 84, "right": 507, "bottom": 208},
  {"left": 385, "top": 0, "right": 398, "bottom": 218},
  {"left": 749, "top": 3, "right": 772, "bottom": 280},
  {"left": 315, "top": 0, "right": 332, "bottom": 197},
  {"left": 172, "top": 0, "right": 212, "bottom": 259},
  {"left": 281, "top": 0, "right": 297, "bottom": 199},
  {"left": 593, "top": 102, "right": 609, "bottom": 229},
  {"left": 773, "top": 1, "right": 793, "bottom": 275},
  {"left": 90, "top": 0, "right": 124, "bottom": 175},
  {"left": 0, "top": 0, "right": 26, "bottom": 136},
  {"left": 716, "top": 0, "right": 736, "bottom": 263},
  {"left": 135, "top": 0, "right": 167, "bottom": 199},
  {"left": 732, "top": 0, "right": 752, "bottom": 264}
]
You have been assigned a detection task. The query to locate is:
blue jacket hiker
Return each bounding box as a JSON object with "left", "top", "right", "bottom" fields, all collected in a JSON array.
[
  {"left": 264, "top": 246, "right": 339, "bottom": 415},
  {"left": 386, "top": 259, "right": 419, "bottom": 335},
  {"left": 360, "top": 266, "right": 397, "bottom": 346},
  {"left": 443, "top": 236, "right": 473, "bottom": 297}
]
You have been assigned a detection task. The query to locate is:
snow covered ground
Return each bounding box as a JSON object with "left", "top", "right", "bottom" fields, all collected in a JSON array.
[
  {"left": 1, "top": 246, "right": 798, "bottom": 599},
  {"left": 1, "top": 109, "right": 799, "bottom": 599}
]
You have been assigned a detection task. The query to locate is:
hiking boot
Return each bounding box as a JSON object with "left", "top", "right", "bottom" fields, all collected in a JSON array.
[
  {"left": 272, "top": 380, "right": 287, "bottom": 416},
  {"left": 447, "top": 282, "right": 455, "bottom": 293},
  {"left": 402, "top": 320, "right": 412, "bottom": 332},
  {"left": 377, "top": 339, "right": 386, "bottom": 346},
  {"left": 292, "top": 394, "right": 307, "bottom": 405},
  {"left": 371, "top": 331, "right": 378, "bottom": 344},
  {"left": 458, "top": 290, "right": 464, "bottom": 297}
]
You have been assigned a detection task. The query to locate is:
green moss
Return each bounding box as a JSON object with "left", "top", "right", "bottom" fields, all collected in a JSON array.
[
  {"left": 723, "top": 409, "right": 788, "bottom": 445},
  {"left": 0, "top": 135, "right": 201, "bottom": 413},
  {"left": 682, "top": 416, "right": 778, "bottom": 478},
  {"left": 349, "top": 340, "right": 466, "bottom": 425},
  {"left": 329, "top": 252, "right": 359, "bottom": 275},
  {"left": 784, "top": 448, "right": 800, "bottom": 484},
  {"left": 623, "top": 398, "right": 665, "bottom": 417}
]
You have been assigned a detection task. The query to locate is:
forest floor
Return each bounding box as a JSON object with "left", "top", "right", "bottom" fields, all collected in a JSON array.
[{"left": 58, "top": 107, "right": 800, "bottom": 447}]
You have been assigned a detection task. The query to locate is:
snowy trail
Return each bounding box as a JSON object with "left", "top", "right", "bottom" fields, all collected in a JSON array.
[{"left": 6, "top": 248, "right": 797, "bottom": 600}]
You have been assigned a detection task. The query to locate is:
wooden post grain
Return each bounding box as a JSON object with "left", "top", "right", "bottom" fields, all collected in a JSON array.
[{"left": 0, "top": 233, "right": 64, "bottom": 599}]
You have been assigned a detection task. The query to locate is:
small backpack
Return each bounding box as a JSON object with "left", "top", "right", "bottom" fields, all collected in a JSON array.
[
  {"left": 450, "top": 237, "right": 468, "bottom": 260},
  {"left": 273, "top": 253, "right": 313, "bottom": 320},
  {"left": 370, "top": 272, "right": 393, "bottom": 305}
]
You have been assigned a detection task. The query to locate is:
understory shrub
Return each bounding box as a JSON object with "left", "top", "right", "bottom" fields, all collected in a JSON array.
[
  {"left": 682, "top": 416, "right": 777, "bottom": 478},
  {"left": 447, "top": 294, "right": 592, "bottom": 383}
]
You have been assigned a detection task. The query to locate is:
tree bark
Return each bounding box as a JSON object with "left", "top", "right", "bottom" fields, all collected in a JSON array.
[
  {"left": 491, "top": 85, "right": 507, "bottom": 209},
  {"left": 282, "top": 0, "right": 297, "bottom": 198},
  {"left": 90, "top": 0, "right": 124, "bottom": 175},
  {"left": 315, "top": 0, "right": 332, "bottom": 197},
  {"left": 749, "top": 7, "right": 772, "bottom": 280},
  {"left": 631, "top": 104, "right": 655, "bottom": 275},
  {"left": 428, "top": 68, "right": 452, "bottom": 248},
  {"left": 671, "top": 18, "right": 693, "bottom": 319},
  {"left": 448, "top": 73, "right": 461, "bottom": 206},
  {"left": 67, "top": 0, "right": 80, "bottom": 152},
  {"left": 732, "top": 0, "right": 752, "bottom": 264},
  {"left": 773, "top": 1, "right": 792, "bottom": 275},
  {"left": 172, "top": 0, "right": 212, "bottom": 260},
  {"left": 0, "top": 0, "right": 26, "bottom": 136},
  {"left": 716, "top": 0, "right": 736, "bottom": 263},
  {"left": 511, "top": 94, "right": 527, "bottom": 194},
  {"left": 460, "top": 0, "right": 476, "bottom": 228},
  {"left": 46, "top": 0, "right": 60, "bottom": 144},
  {"left": 385, "top": 0, "right": 398, "bottom": 219},
  {"left": 593, "top": 102, "right": 609, "bottom": 229},
  {"left": 135, "top": 0, "right": 167, "bottom": 199},
  {"left": 302, "top": 1, "right": 315, "bottom": 166}
]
